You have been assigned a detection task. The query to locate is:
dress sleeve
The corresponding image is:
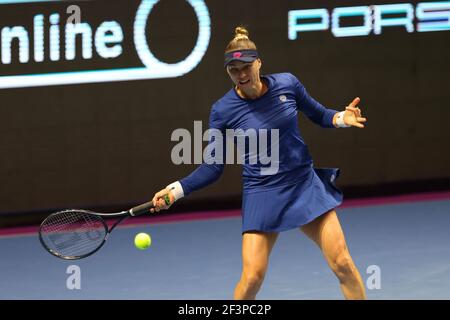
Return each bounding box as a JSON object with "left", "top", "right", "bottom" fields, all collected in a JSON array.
[
  {"left": 179, "top": 105, "right": 226, "bottom": 196},
  {"left": 291, "top": 73, "right": 338, "bottom": 128}
]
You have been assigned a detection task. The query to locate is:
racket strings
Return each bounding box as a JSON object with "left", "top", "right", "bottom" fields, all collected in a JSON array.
[{"left": 40, "top": 211, "right": 107, "bottom": 258}]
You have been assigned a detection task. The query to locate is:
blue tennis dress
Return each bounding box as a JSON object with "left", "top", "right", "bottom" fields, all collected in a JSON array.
[{"left": 179, "top": 73, "right": 343, "bottom": 233}]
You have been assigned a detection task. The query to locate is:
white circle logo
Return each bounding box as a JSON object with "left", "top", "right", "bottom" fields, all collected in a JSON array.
[{"left": 134, "top": 0, "right": 211, "bottom": 77}]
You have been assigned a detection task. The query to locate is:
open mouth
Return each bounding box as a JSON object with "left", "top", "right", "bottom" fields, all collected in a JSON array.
[{"left": 239, "top": 79, "right": 250, "bottom": 85}]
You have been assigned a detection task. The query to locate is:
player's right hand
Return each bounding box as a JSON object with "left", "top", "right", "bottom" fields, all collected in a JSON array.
[{"left": 151, "top": 188, "right": 175, "bottom": 213}]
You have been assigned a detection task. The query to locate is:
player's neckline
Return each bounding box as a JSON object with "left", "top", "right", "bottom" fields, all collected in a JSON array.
[{"left": 233, "top": 76, "right": 270, "bottom": 102}]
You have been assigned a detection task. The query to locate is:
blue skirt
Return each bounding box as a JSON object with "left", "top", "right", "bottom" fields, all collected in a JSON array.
[{"left": 241, "top": 168, "right": 343, "bottom": 233}]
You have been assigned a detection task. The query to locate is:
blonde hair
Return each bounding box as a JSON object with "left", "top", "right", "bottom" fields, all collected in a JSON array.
[{"left": 225, "top": 26, "right": 257, "bottom": 53}]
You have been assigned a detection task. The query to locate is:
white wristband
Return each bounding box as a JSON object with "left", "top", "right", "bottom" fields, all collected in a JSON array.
[
  {"left": 166, "top": 181, "right": 184, "bottom": 201},
  {"left": 336, "top": 111, "right": 350, "bottom": 128}
]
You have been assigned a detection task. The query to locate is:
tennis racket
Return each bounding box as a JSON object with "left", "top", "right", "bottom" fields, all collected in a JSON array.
[{"left": 39, "top": 197, "right": 167, "bottom": 260}]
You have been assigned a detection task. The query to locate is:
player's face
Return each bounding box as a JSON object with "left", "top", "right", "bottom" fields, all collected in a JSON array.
[{"left": 226, "top": 59, "right": 262, "bottom": 93}]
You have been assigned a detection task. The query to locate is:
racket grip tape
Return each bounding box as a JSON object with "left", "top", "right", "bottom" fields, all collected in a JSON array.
[
  {"left": 130, "top": 194, "right": 171, "bottom": 216},
  {"left": 130, "top": 201, "right": 155, "bottom": 216}
]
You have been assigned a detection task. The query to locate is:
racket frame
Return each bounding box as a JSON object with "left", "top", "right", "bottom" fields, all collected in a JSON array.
[{"left": 39, "top": 200, "right": 155, "bottom": 260}]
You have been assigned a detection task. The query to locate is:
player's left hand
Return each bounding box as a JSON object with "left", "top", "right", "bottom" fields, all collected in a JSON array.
[{"left": 344, "top": 97, "right": 367, "bottom": 128}]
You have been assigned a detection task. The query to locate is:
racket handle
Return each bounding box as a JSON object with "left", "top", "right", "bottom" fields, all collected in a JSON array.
[{"left": 129, "top": 201, "right": 155, "bottom": 216}]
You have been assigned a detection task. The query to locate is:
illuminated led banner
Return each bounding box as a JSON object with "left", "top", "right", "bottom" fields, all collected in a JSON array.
[
  {"left": 288, "top": 1, "right": 450, "bottom": 39},
  {"left": 0, "top": 0, "right": 211, "bottom": 89}
]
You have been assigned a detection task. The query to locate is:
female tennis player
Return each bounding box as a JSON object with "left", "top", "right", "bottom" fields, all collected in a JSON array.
[{"left": 151, "top": 27, "right": 367, "bottom": 300}]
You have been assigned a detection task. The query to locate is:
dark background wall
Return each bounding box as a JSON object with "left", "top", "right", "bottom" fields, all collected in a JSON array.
[{"left": 0, "top": 0, "right": 449, "bottom": 218}]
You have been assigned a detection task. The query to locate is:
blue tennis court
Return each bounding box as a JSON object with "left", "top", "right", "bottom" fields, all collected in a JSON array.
[{"left": 1, "top": 194, "right": 449, "bottom": 300}]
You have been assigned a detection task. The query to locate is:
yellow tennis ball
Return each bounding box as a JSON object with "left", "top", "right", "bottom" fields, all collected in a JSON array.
[{"left": 134, "top": 233, "right": 151, "bottom": 250}]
